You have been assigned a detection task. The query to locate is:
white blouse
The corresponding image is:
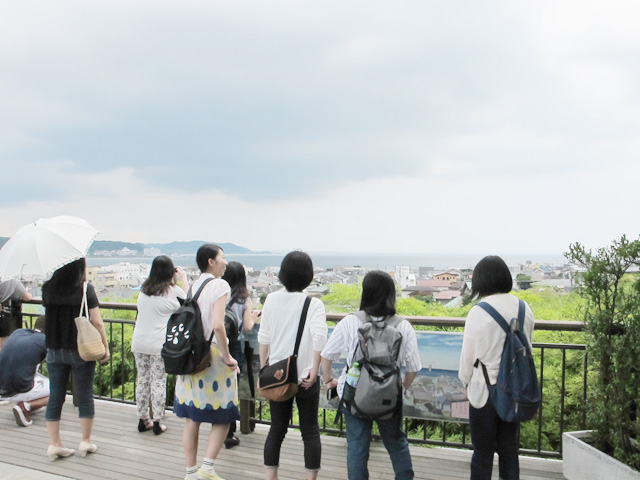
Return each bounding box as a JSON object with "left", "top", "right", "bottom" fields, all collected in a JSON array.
[
  {"left": 132, "top": 285, "right": 186, "bottom": 355},
  {"left": 190, "top": 273, "right": 231, "bottom": 343},
  {"left": 458, "top": 293, "right": 534, "bottom": 408},
  {"left": 321, "top": 313, "right": 422, "bottom": 398},
  {"left": 258, "top": 291, "right": 328, "bottom": 382}
]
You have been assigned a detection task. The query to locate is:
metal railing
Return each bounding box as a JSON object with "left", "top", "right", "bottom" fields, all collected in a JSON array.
[{"left": 22, "top": 301, "right": 586, "bottom": 458}]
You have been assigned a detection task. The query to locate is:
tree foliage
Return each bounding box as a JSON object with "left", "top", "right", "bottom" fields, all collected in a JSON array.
[{"left": 566, "top": 236, "right": 640, "bottom": 469}]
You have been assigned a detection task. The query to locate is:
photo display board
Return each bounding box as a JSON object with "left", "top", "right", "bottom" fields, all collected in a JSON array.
[{"left": 238, "top": 324, "right": 469, "bottom": 421}]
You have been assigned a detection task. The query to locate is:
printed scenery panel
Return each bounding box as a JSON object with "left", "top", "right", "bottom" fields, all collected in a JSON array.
[{"left": 238, "top": 326, "right": 469, "bottom": 421}]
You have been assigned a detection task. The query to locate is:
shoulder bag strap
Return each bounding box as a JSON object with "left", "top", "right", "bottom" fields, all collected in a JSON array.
[
  {"left": 292, "top": 296, "right": 312, "bottom": 357},
  {"left": 78, "top": 282, "right": 89, "bottom": 318}
]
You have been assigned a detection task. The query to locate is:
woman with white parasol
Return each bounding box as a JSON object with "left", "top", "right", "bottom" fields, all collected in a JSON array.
[{"left": 0, "top": 216, "right": 110, "bottom": 461}]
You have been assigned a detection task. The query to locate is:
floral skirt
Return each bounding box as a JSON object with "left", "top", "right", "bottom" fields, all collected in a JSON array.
[{"left": 173, "top": 344, "right": 240, "bottom": 424}]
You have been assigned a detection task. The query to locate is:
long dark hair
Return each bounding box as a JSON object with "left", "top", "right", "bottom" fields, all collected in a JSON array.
[
  {"left": 222, "top": 261, "right": 250, "bottom": 305},
  {"left": 44, "top": 258, "right": 86, "bottom": 294},
  {"left": 141, "top": 255, "right": 175, "bottom": 297},
  {"left": 359, "top": 270, "right": 397, "bottom": 318}
]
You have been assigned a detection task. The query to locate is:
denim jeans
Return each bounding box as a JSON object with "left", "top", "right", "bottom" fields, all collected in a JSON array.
[
  {"left": 264, "top": 378, "right": 321, "bottom": 471},
  {"left": 469, "top": 401, "right": 520, "bottom": 480},
  {"left": 343, "top": 408, "right": 414, "bottom": 480},
  {"left": 44, "top": 348, "right": 96, "bottom": 421}
]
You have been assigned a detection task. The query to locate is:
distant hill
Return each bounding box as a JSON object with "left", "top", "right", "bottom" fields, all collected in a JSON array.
[
  {"left": 91, "top": 240, "right": 258, "bottom": 255},
  {"left": 0, "top": 237, "right": 261, "bottom": 255},
  {"left": 142, "top": 241, "right": 257, "bottom": 255}
]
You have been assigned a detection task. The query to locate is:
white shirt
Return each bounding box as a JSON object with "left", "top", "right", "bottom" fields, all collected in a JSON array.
[
  {"left": 257, "top": 291, "right": 328, "bottom": 382},
  {"left": 458, "top": 293, "right": 535, "bottom": 408},
  {"left": 132, "top": 285, "right": 186, "bottom": 355},
  {"left": 321, "top": 313, "right": 422, "bottom": 398},
  {"left": 190, "top": 273, "right": 231, "bottom": 343}
]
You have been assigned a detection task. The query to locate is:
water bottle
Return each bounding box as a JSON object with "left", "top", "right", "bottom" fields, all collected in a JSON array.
[
  {"left": 346, "top": 362, "right": 361, "bottom": 388},
  {"left": 343, "top": 362, "right": 361, "bottom": 402}
]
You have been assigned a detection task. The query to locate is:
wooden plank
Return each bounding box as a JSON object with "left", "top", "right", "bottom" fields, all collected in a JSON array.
[{"left": 0, "top": 399, "right": 564, "bottom": 479}]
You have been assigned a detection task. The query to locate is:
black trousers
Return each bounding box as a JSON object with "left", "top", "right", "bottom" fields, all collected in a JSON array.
[
  {"left": 264, "top": 379, "right": 321, "bottom": 471},
  {"left": 469, "top": 400, "right": 520, "bottom": 480}
]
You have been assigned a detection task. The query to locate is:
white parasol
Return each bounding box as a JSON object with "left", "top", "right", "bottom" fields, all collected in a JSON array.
[{"left": 0, "top": 216, "right": 99, "bottom": 279}]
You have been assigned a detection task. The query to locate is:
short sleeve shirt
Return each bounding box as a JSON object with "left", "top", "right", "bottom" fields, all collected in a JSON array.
[
  {"left": 42, "top": 282, "right": 100, "bottom": 350},
  {"left": 133, "top": 285, "right": 187, "bottom": 355},
  {"left": 190, "top": 274, "right": 230, "bottom": 342},
  {"left": 0, "top": 279, "right": 28, "bottom": 313}
]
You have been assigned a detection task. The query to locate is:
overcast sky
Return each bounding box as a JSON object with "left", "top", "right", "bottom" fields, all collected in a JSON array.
[{"left": 1, "top": 1, "right": 639, "bottom": 255}]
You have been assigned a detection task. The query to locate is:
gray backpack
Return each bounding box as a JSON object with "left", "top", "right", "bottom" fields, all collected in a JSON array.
[{"left": 341, "top": 311, "right": 404, "bottom": 422}]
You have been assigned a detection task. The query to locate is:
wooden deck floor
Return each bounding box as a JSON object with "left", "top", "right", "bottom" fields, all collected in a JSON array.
[{"left": 0, "top": 399, "right": 564, "bottom": 480}]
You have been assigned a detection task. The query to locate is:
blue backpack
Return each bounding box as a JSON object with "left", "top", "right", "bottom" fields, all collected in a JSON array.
[{"left": 475, "top": 300, "right": 541, "bottom": 423}]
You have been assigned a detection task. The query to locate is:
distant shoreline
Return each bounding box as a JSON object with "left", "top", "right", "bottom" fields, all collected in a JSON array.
[{"left": 88, "top": 252, "right": 567, "bottom": 271}]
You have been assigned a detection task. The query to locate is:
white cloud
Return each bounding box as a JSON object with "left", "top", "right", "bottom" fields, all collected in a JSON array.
[{"left": 1, "top": 1, "right": 640, "bottom": 254}]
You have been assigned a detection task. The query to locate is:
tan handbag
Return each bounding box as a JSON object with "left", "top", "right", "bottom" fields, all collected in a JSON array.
[{"left": 75, "top": 282, "right": 106, "bottom": 361}]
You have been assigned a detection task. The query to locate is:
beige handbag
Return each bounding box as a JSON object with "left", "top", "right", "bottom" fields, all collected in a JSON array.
[{"left": 75, "top": 282, "right": 106, "bottom": 361}]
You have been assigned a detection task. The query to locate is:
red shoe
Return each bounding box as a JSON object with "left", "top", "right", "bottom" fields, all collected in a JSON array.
[{"left": 13, "top": 401, "right": 32, "bottom": 427}]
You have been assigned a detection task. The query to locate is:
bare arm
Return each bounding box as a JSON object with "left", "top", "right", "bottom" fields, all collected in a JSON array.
[
  {"left": 89, "top": 306, "right": 110, "bottom": 364},
  {"left": 259, "top": 343, "right": 269, "bottom": 369},
  {"left": 403, "top": 371, "right": 417, "bottom": 391},
  {"left": 212, "top": 293, "right": 238, "bottom": 371},
  {"left": 174, "top": 266, "right": 189, "bottom": 294},
  {"left": 321, "top": 356, "right": 338, "bottom": 390},
  {"left": 242, "top": 298, "right": 256, "bottom": 332}
]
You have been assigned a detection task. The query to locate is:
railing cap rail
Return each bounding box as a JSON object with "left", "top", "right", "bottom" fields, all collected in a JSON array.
[{"left": 26, "top": 299, "right": 584, "bottom": 331}]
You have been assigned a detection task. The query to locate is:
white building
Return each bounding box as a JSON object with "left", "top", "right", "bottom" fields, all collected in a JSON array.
[{"left": 395, "top": 265, "right": 416, "bottom": 290}]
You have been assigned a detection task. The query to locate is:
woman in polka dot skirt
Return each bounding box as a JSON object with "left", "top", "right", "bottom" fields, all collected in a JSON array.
[{"left": 173, "top": 244, "right": 240, "bottom": 480}]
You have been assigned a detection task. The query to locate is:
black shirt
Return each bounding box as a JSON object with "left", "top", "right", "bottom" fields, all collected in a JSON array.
[{"left": 42, "top": 282, "right": 99, "bottom": 350}]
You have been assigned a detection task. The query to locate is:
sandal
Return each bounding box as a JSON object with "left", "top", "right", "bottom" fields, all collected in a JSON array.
[
  {"left": 137, "top": 418, "right": 153, "bottom": 432},
  {"left": 153, "top": 421, "right": 167, "bottom": 435}
]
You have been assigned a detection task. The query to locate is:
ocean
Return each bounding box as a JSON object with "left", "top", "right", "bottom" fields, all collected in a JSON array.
[{"left": 87, "top": 252, "right": 567, "bottom": 271}]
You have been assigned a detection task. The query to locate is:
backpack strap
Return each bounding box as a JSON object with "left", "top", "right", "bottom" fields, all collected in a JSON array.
[
  {"left": 474, "top": 299, "right": 527, "bottom": 387},
  {"left": 292, "top": 296, "right": 312, "bottom": 358},
  {"left": 354, "top": 310, "right": 368, "bottom": 324},
  {"left": 516, "top": 299, "right": 525, "bottom": 333},
  {"left": 354, "top": 311, "right": 404, "bottom": 328},
  {"left": 476, "top": 301, "right": 510, "bottom": 334},
  {"left": 189, "top": 277, "right": 215, "bottom": 301},
  {"left": 191, "top": 277, "right": 217, "bottom": 343}
]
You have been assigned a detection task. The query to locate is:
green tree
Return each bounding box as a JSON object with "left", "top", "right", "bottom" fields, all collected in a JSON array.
[{"left": 566, "top": 236, "right": 640, "bottom": 469}]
